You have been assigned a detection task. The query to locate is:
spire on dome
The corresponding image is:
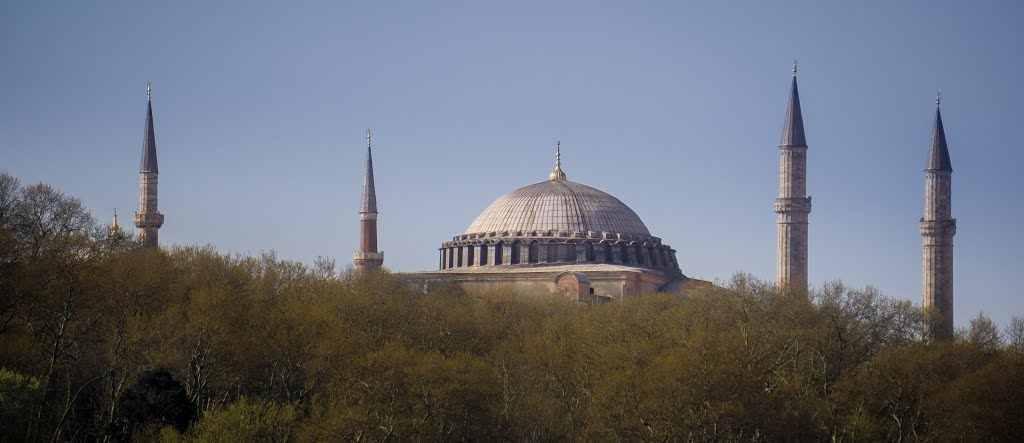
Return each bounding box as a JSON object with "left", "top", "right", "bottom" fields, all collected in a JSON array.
[
  {"left": 140, "top": 82, "right": 159, "bottom": 173},
  {"left": 360, "top": 129, "right": 378, "bottom": 214},
  {"left": 549, "top": 140, "right": 567, "bottom": 181},
  {"left": 780, "top": 66, "right": 807, "bottom": 148},
  {"left": 926, "top": 92, "right": 952, "bottom": 171},
  {"left": 110, "top": 208, "right": 119, "bottom": 234}
]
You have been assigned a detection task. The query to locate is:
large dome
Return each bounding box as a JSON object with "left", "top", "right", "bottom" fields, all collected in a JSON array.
[{"left": 465, "top": 179, "right": 652, "bottom": 237}]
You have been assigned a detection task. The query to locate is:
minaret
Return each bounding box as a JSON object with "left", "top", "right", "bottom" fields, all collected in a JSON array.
[
  {"left": 133, "top": 83, "right": 164, "bottom": 248},
  {"left": 775, "top": 62, "right": 811, "bottom": 295},
  {"left": 921, "top": 92, "right": 956, "bottom": 339},
  {"left": 354, "top": 129, "right": 383, "bottom": 274}
]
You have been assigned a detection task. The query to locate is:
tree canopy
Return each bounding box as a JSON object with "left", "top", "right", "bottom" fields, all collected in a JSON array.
[{"left": 1, "top": 170, "right": 1022, "bottom": 442}]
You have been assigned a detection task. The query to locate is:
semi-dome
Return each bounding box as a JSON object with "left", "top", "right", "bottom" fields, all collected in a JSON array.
[{"left": 465, "top": 179, "right": 652, "bottom": 237}]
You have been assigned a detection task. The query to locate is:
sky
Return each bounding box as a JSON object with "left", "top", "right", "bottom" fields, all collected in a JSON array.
[{"left": 2, "top": 1, "right": 1022, "bottom": 328}]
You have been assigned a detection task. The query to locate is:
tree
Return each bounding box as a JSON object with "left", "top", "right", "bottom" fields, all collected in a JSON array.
[
  {"left": 114, "top": 369, "right": 198, "bottom": 438},
  {"left": 1006, "top": 315, "right": 1024, "bottom": 353},
  {"left": 0, "top": 368, "right": 42, "bottom": 442}
]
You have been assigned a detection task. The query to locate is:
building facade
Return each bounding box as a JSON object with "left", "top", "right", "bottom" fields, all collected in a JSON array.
[{"left": 401, "top": 143, "right": 693, "bottom": 301}]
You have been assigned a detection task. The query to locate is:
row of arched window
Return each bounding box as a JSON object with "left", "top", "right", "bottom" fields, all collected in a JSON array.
[{"left": 439, "top": 240, "right": 677, "bottom": 270}]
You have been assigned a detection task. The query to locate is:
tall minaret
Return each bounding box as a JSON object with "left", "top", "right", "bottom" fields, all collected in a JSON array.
[
  {"left": 775, "top": 62, "right": 811, "bottom": 295},
  {"left": 921, "top": 93, "right": 956, "bottom": 339},
  {"left": 133, "top": 83, "right": 164, "bottom": 248},
  {"left": 354, "top": 129, "right": 383, "bottom": 274}
]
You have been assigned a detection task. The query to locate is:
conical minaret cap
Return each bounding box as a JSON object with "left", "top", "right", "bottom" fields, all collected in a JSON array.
[
  {"left": 360, "top": 129, "right": 378, "bottom": 214},
  {"left": 780, "top": 67, "right": 807, "bottom": 148},
  {"left": 140, "top": 83, "right": 159, "bottom": 173},
  {"left": 926, "top": 95, "right": 952, "bottom": 171}
]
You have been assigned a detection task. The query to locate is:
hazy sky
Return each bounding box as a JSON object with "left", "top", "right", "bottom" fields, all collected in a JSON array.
[{"left": 2, "top": 1, "right": 1022, "bottom": 327}]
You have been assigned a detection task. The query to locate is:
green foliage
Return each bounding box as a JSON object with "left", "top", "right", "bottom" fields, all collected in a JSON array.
[
  {"left": 186, "top": 397, "right": 296, "bottom": 443},
  {"left": 0, "top": 368, "right": 42, "bottom": 442},
  {"left": 1, "top": 171, "right": 1022, "bottom": 441}
]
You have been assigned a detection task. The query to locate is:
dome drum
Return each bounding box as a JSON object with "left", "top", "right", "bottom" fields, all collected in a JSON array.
[{"left": 438, "top": 236, "right": 680, "bottom": 273}]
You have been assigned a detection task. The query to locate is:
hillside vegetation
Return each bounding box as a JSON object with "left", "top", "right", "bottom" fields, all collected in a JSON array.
[{"left": 1, "top": 171, "right": 1022, "bottom": 442}]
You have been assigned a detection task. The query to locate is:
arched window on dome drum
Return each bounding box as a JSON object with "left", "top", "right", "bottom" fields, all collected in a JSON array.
[
  {"left": 480, "top": 243, "right": 488, "bottom": 265},
  {"left": 494, "top": 241, "right": 504, "bottom": 265},
  {"left": 528, "top": 241, "right": 539, "bottom": 264},
  {"left": 635, "top": 244, "right": 645, "bottom": 265},
  {"left": 552, "top": 244, "right": 565, "bottom": 262},
  {"left": 585, "top": 242, "right": 595, "bottom": 262},
  {"left": 511, "top": 240, "right": 521, "bottom": 264},
  {"left": 619, "top": 244, "right": 629, "bottom": 264},
  {"left": 603, "top": 243, "right": 612, "bottom": 262},
  {"left": 649, "top": 247, "right": 659, "bottom": 267},
  {"left": 456, "top": 247, "right": 463, "bottom": 267},
  {"left": 467, "top": 245, "right": 475, "bottom": 267},
  {"left": 447, "top": 247, "right": 454, "bottom": 269}
]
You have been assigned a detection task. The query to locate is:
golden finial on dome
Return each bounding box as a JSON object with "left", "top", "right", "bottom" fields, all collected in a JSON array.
[
  {"left": 549, "top": 140, "right": 566, "bottom": 181},
  {"left": 110, "top": 208, "right": 119, "bottom": 235}
]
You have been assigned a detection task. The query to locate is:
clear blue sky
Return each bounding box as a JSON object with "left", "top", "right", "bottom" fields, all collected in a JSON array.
[{"left": 2, "top": 1, "right": 1022, "bottom": 327}]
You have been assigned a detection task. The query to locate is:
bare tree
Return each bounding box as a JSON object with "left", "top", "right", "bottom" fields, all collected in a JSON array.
[
  {"left": 1005, "top": 315, "right": 1024, "bottom": 353},
  {"left": 964, "top": 311, "right": 1002, "bottom": 351}
]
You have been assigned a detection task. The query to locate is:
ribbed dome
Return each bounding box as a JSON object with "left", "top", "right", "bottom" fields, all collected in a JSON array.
[{"left": 465, "top": 180, "right": 651, "bottom": 237}]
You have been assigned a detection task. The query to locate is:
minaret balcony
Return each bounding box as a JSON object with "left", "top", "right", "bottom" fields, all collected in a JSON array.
[
  {"left": 919, "top": 219, "right": 957, "bottom": 237},
  {"left": 774, "top": 197, "right": 811, "bottom": 214},
  {"left": 354, "top": 251, "right": 384, "bottom": 260},
  {"left": 133, "top": 212, "right": 164, "bottom": 228}
]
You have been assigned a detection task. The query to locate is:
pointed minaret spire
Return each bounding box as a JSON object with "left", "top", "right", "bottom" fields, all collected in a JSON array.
[
  {"left": 354, "top": 129, "right": 383, "bottom": 274},
  {"left": 775, "top": 62, "right": 812, "bottom": 296},
  {"left": 921, "top": 93, "right": 956, "bottom": 339},
  {"left": 360, "top": 129, "right": 377, "bottom": 214},
  {"left": 927, "top": 91, "right": 952, "bottom": 171},
  {"left": 781, "top": 63, "right": 807, "bottom": 148},
  {"left": 133, "top": 83, "right": 164, "bottom": 248},
  {"left": 549, "top": 140, "right": 567, "bottom": 181},
  {"left": 140, "top": 82, "right": 158, "bottom": 174}
]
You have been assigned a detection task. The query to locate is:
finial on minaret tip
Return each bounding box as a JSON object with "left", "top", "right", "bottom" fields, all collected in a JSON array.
[
  {"left": 147, "top": 82, "right": 152, "bottom": 102},
  {"left": 792, "top": 59, "right": 798, "bottom": 76},
  {"left": 366, "top": 128, "right": 372, "bottom": 148},
  {"left": 110, "top": 208, "right": 119, "bottom": 234},
  {"left": 549, "top": 139, "right": 566, "bottom": 181},
  {"left": 936, "top": 90, "right": 942, "bottom": 106}
]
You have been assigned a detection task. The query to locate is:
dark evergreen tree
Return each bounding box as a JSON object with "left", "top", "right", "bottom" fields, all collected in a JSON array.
[{"left": 113, "top": 369, "right": 197, "bottom": 438}]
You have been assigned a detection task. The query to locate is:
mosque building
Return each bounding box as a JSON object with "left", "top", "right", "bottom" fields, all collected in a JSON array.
[
  {"left": 396, "top": 141, "right": 693, "bottom": 302},
  {"left": 126, "top": 64, "right": 957, "bottom": 337}
]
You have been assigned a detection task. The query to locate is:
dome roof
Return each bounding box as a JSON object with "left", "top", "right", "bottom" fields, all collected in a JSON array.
[{"left": 465, "top": 179, "right": 651, "bottom": 237}]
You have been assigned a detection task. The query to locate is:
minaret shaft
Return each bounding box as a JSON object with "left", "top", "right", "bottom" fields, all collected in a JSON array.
[
  {"left": 775, "top": 70, "right": 811, "bottom": 294},
  {"left": 921, "top": 102, "right": 955, "bottom": 339}
]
